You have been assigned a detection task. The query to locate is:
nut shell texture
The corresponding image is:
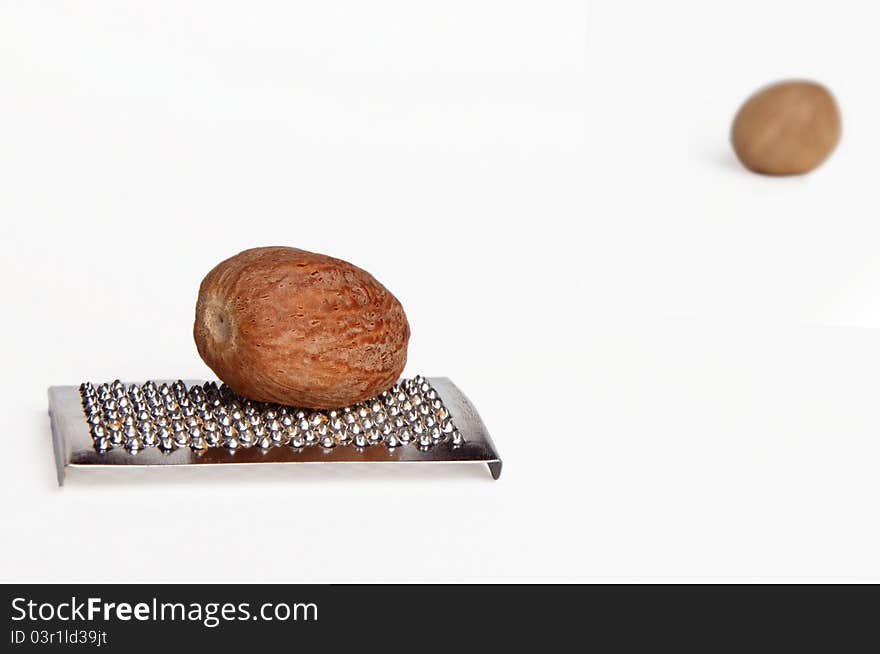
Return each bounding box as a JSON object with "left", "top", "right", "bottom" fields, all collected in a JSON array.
[
  {"left": 194, "top": 247, "right": 409, "bottom": 408},
  {"left": 731, "top": 80, "right": 841, "bottom": 175}
]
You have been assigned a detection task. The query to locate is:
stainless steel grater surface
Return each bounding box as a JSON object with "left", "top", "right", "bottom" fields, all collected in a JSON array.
[{"left": 48, "top": 376, "right": 501, "bottom": 485}]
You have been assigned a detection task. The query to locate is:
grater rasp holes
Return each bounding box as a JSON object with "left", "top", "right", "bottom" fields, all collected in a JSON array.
[{"left": 78, "top": 376, "right": 463, "bottom": 455}]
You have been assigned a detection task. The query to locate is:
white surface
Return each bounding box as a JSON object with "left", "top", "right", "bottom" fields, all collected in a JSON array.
[{"left": 1, "top": 1, "right": 879, "bottom": 582}]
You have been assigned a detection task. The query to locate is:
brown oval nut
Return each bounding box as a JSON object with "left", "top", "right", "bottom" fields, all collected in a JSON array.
[
  {"left": 194, "top": 246, "right": 410, "bottom": 408},
  {"left": 731, "top": 80, "right": 841, "bottom": 175}
]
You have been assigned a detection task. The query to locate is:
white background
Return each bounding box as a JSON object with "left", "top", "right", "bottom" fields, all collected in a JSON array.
[{"left": 1, "top": 1, "right": 879, "bottom": 582}]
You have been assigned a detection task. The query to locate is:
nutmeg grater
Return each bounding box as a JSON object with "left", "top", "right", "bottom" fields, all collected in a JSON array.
[{"left": 47, "top": 376, "right": 502, "bottom": 485}]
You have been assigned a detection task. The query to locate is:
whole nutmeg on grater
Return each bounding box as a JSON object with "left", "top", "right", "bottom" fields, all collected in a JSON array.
[
  {"left": 194, "top": 246, "right": 410, "bottom": 409},
  {"left": 731, "top": 79, "right": 841, "bottom": 175},
  {"left": 48, "top": 244, "right": 501, "bottom": 484}
]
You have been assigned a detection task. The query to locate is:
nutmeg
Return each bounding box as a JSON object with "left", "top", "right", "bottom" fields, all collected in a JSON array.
[
  {"left": 194, "top": 246, "right": 410, "bottom": 408},
  {"left": 731, "top": 80, "right": 841, "bottom": 175}
]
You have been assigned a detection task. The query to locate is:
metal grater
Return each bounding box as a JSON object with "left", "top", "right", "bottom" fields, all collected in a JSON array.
[{"left": 47, "top": 376, "right": 502, "bottom": 485}]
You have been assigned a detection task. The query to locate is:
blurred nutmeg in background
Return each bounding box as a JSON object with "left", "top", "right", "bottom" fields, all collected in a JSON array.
[{"left": 731, "top": 80, "right": 841, "bottom": 175}]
